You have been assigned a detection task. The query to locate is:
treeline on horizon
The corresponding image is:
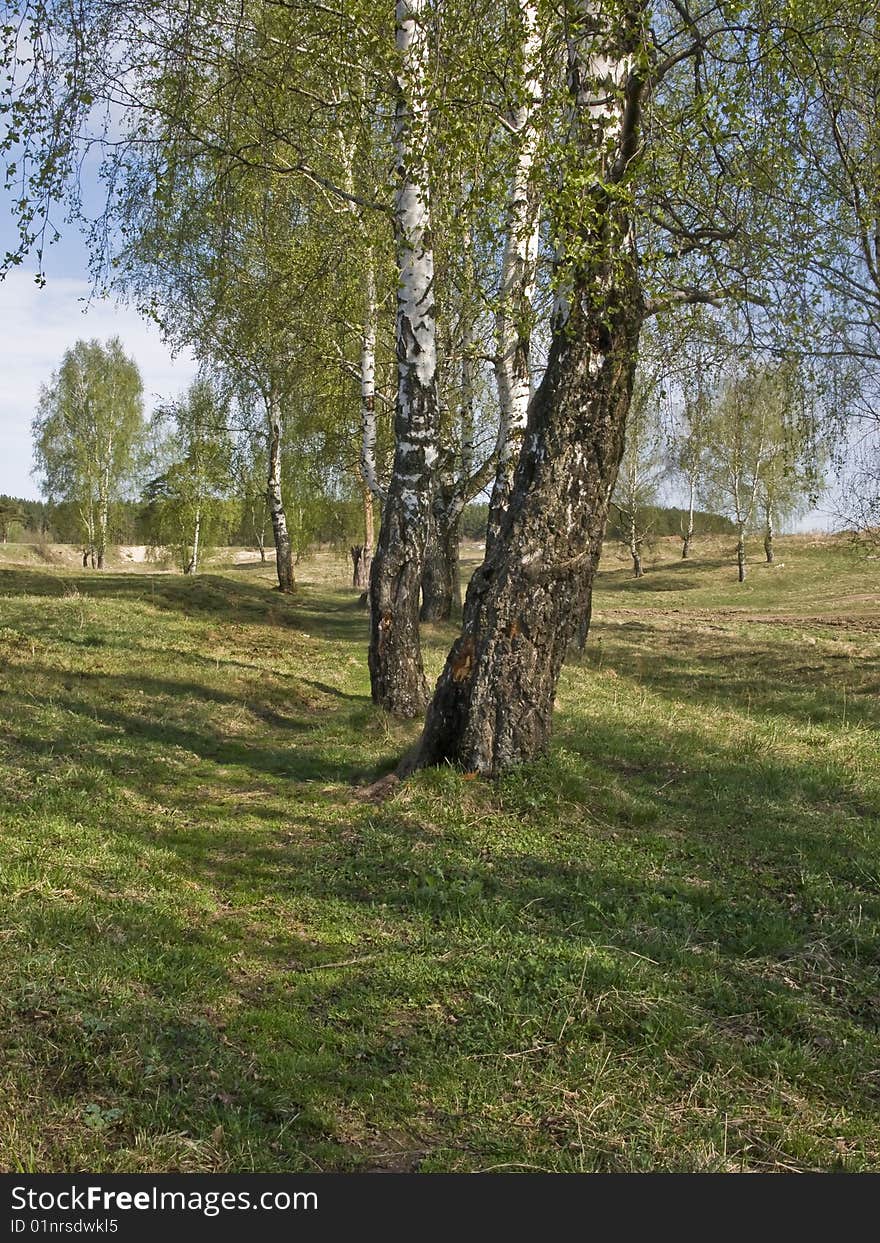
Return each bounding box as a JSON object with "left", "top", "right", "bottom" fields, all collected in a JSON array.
[{"left": 0, "top": 493, "right": 736, "bottom": 553}]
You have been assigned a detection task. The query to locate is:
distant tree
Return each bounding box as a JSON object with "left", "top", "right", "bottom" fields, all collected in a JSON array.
[
  {"left": 0, "top": 500, "right": 25, "bottom": 543},
  {"left": 758, "top": 410, "right": 826, "bottom": 563},
  {"left": 666, "top": 313, "right": 726, "bottom": 559},
  {"left": 145, "top": 379, "right": 233, "bottom": 574},
  {"left": 231, "top": 424, "right": 271, "bottom": 564},
  {"left": 32, "top": 338, "right": 144, "bottom": 567},
  {"left": 612, "top": 374, "right": 666, "bottom": 578},
  {"left": 460, "top": 504, "right": 490, "bottom": 542},
  {"left": 837, "top": 433, "right": 880, "bottom": 549},
  {"left": 703, "top": 362, "right": 818, "bottom": 581}
]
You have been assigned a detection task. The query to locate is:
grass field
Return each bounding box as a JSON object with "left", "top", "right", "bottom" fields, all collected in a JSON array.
[{"left": 1, "top": 533, "right": 878, "bottom": 1172}]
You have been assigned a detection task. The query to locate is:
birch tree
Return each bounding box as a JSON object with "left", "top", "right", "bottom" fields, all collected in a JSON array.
[
  {"left": 0, "top": 501, "right": 25, "bottom": 543},
  {"left": 757, "top": 373, "right": 826, "bottom": 562},
  {"left": 409, "top": 0, "right": 830, "bottom": 774},
  {"left": 147, "top": 378, "right": 232, "bottom": 575},
  {"left": 3, "top": 0, "right": 866, "bottom": 769},
  {"left": 611, "top": 375, "right": 665, "bottom": 577},
  {"left": 366, "top": 0, "right": 440, "bottom": 716},
  {"left": 702, "top": 367, "right": 774, "bottom": 582},
  {"left": 665, "top": 312, "right": 725, "bottom": 559},
  {"left": 486, "top": 0, "right": 543, "bottom": 550},
  {"left": 412, "top": 0, "right": 648, "bottom": 773},
  {"left": 32, "top": 338, "right": 144, "bottom": 568}
]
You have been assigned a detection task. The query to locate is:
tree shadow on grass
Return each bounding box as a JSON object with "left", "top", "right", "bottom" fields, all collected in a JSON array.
[
  {"left": 4, "top": 693, "right": 879, "bottom": 1171},
  {"left": 0, "top": 567, "right": 370, "bottom": 642},
  {"left": 0, "top": 665, "right": 385, "bottom": 786},
  {"left": 594, "top": 556, "right": 735, "bottom": 596},
  {"left": 575, "top": 615, "right": 880, "bottom": 731},
  {"left": 2, "top": 564, "right": 879, "bottom": 1169}
]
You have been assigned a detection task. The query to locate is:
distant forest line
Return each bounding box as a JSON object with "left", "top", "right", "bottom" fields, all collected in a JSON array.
[{"left": 0, "top": 494, "right": 737, "bottom": 551}]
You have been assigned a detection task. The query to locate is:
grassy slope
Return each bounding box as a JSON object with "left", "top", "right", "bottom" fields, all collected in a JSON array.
[{"left": 0, "top": 535, "right": 878, "bottom": 1172}]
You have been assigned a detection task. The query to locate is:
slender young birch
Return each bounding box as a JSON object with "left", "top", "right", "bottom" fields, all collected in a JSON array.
[
  {"left": 421, "top": 233, "right": 496, "bottom": 622},
  {"left": 486, "top": 0, "right": 543, "bottom": 551},
  {"left": 703, "top": 368, "right": 770, "bottom": 582},
  {"left": 266, "top": 387, "right": 295, "bottom": 593},
  {"left": 368, "top": 0, "right": 440, "bottom": 716},
  {"left": 359, "top": 255, "right": 384, "bottom": 506}
]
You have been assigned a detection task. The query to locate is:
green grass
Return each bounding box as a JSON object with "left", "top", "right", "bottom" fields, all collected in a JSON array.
[{"left": 0, "top": 534, "right": 878, "bottom": 1172}]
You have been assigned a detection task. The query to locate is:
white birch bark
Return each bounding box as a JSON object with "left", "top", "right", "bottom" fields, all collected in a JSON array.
[
  {"left": 359, "top": 253, "right": 385, "bottom": 501},
  {"left": 487, "top": 0, "right": 542, "bottom": 547},
  {"left": 413, "top": 0, "right": 648, "bottom": 773},
  {"left": 186, "top": 500, "right": 201, "bottom": 575},
  {"left": 368, "top": 0, "right": 440, "bottom": 715},
  {"left": 682, "top": 473, "right": 695, "bottom": 557},
  {"left": 266, "top": 387, "right": 294, "bottom": 592}
]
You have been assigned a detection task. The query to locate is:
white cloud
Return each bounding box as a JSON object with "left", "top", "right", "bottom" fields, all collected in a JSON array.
[{"left": 0, "top": 271, "right": 197, "bottom": 498}]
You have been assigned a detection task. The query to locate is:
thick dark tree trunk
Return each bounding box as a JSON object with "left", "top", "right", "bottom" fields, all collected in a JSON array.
[
  {"left": 413, "top": 268, "right": 643, "bottom": 775},
  {"left": 420, "top": 499, "right": 460, "bottom": 622},
  {"left": 266, "top": 393, "right": 294, "bottom": 594},
  {"left": 97, "top": 551, "right": 105, "bottom": 570}
]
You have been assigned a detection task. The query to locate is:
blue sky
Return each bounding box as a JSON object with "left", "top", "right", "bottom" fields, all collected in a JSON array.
[{"left": 0, "top": 198, "right": 197, "bottom": 500}]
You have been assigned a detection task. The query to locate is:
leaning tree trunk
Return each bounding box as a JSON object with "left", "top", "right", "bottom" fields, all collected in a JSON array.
[
  {"left": 414, "top": 270, "right": 644, "bottom": 774},
  {"left": 410, "top": 0, "right": 646, "bottom": 775},
  {"left": 368, "top": 0, "right": 439, "bottom": 717},
  {"left": 266, "top": 390, "right": 294, "bottom": 594}
]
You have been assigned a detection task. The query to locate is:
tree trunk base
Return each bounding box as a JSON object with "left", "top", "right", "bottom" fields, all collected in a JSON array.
[
  {"left": 412, "top": 262, "right": 643, "bottom": 775},
  {"left": 351, "top": 545, "right": 372, "bottom": 590}
]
